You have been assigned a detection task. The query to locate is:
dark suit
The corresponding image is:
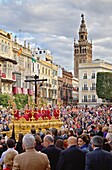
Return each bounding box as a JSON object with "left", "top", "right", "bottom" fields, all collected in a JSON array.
[
  {"left": 56, "top": 145, "right": 85, "bottom": 170},
  {"left": 41, "top": 145, "right": 61, "bottom": 170},
  {"left": 85, "top": 148, "right": 112, "bottom": 170}
]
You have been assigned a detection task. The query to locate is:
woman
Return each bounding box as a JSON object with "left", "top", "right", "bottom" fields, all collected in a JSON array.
[
  {"left": 77, "top": 134, "right": 90, "bottom": 154},
  {"left": 35, "top": 134, "right": 44, "bottom": 151},
  {"left": 3, "top": 150, "right": 18, "bottom": 170}
]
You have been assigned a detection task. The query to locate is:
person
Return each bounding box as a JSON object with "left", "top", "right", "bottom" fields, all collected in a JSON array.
[
  {"left": 0, "top": 139, "right": 18, "bottom": 168},
  {"left": 13, "top": 133, "right": 50, "bottom": 170},
  {"left": 35, "top": 134, "right": 44, "bottom": 151},
  {"left": 77, "top": 134, "right": 90, "bottom": 154},
  {"left": 16, "top": 133, "right": 24, "bottom": 154},
  {"left": 106, "top": 125, "right": 112, "bottom": 142},
  {"left": 3, "top": 150, "right": 18, "bottom": 170},
  {"left": 96, "top": 124, "right": 103, "bottom": 137},
  {"left": 56, "top": 136, "right": 85, "bottom": 170},
  {"left": 85, "top": 135, "right": 112, "bottom": 170},
  {"left": 41, "top": 134, "right": 61, "bottom": 170},
  {"left": 55, "top": 139, "right": 64, "bottom": 150},
  {"left": 51, "top": 128, "right": 62, "bottom": 144}
]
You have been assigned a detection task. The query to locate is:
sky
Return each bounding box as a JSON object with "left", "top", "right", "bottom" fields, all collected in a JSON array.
[{"left": 0, "top": 0, "right": 112, "bottom": 72}]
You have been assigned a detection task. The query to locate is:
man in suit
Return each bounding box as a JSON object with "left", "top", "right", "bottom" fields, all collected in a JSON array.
[
  {"left": 85, "top": 135, "right": 112, "bottom": 170},
  {"left": 12, "top": 133, "right": 50, "bottom": 170},
  {"left": 56, "top": 136, "right": 85, "bottom": 170},
  {"left": 41, "top": 134, "right": 61, "bottom": 170}
]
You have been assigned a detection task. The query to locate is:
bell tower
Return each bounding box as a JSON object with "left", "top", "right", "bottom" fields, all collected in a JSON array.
[{"left": 74, "top": 14, "right": 92, "bottom": 78}]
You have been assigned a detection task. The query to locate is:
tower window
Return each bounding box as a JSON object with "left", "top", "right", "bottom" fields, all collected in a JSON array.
[
  {"left": 79, "top": 60, "right": 82, "bottom": 63},
  {"left": 81, "top": 35, "right": 83, "bottom": 39}
]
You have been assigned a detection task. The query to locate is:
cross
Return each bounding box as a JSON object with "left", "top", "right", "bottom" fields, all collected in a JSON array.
[{"left": 24, "top": 75, "right": 47, "bottom": 106}]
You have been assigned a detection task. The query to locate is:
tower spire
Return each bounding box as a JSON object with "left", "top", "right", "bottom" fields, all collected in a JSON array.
[
  {"left": 74, "top": 14, "right": 92, "bottom": 78},
  {"left": 79, "top": 14, "right": 88, "bottom": 42}
]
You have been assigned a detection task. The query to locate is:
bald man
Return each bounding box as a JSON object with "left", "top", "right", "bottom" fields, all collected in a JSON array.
[
  {"left": 56, "top": 136, "right": 85, "bottom": 170},
  {"left": 41, "top": 135, "right": 61, "bottom": 170}
]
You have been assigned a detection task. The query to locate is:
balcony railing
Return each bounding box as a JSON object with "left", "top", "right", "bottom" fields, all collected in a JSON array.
[
  {"left": 2, "top": 73, "right": 6, "bottom": 78},
  {"left": 90, "top": 87, "right": 96, "bottom": 90},
  {"left": 83, "top": 76, "right": 87, "bottom": 79},
  {"left": 82, "top": 87, "right": 88, "bottom": 90},
  {"left": 82, "top": 99, "right": 97, "bottom": 102},
  {"left": 91, "top": 76, "right": 95, "bottom": 79},
  {"left": 12, "top": 74, "right": 16, "bottom": 81}
]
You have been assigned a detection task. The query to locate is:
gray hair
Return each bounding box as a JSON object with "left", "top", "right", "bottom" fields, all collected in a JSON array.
[
  {"left": 91, "top": 136, "right": 103, "bottom": 147},
  {"left": 22, "top": 133, "right": 35, "bottom": 149},
  {"left": 44, "top": 135, "right": 54, "bottom": 143}
]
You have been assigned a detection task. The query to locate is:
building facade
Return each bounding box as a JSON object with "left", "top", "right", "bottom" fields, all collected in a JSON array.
[
  {"left": 32, "top": 48, "right": 58, "bottom": 105},
  {"left": 0, "top": 29, "right": 34, "bottom": 96},
  {"left": 79, "top": 59, "right": 112, "bottom": 105},
  {"left": 0, "top": 30, "right": 17, "bottom": 94},
  {"left": 12, "top": 36, "right": 34, "bottom": 96},
  {"left": 62, "top": 69, "right": 73, "bottom": 105},
  {"left": 74, "top": 14, "right": 92, "bottom": 78},
  {"left": 72, "top": 76, "right": 79, "bottom": 104}
]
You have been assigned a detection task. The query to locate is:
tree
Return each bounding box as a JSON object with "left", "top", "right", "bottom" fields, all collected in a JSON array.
[
  {"left": 96, "top": 72, "right": 112, "bottom": 101},
  {"left": 14, "top": 94, "right": 28, "bottom": 109},
  {"left": 0, "top": 93, "right": 10, "bottom": 108}
]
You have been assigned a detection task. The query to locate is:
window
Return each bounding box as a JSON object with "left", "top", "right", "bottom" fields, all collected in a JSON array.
[
  {"left": 92, "top": 95, "right": 96, "bottom": 102},
  {"left": 82, "top": 84, "right": 88, "bottom": 90},
  {"left": 42, "top": 67, "right": 44, "bottom": 74},
  {"left": 84, "top": 95, "right": 87, "bottom": 102},
  {"left": 8, "top": 85, "right": 10, "bottom": 91},
  {"left": 4, "top": 84, "right": 6, "bottom": 91},
  {"left": 45, "top": 68, "right": 47, "bottom": 75},
  {"left": 81, "top": 35, "right": 83, "bottom": 39},
  {"left": 79, "top": 60, "right": 82, "bottom": 63},
  {"left": 37, "top": 64, "right": 39, "bottom": 69},
  {"left": 92, "top": 83, "right": 95, "bottom": 88},
  {"left": 32, "top": 63, "right": 34, "bottom": 72},
  {"left": 48, "top": 69, "right": 50, "bottom": 75},
  {"left": 91, "top": 72, "right": 95, "bottom": 79},
  {"left": 83, "top": 73, "right": 87, "bottom": 79}
]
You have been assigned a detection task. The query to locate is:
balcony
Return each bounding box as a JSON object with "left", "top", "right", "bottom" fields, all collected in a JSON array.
[
  {"left": 2, "top": 73, "right": 6, "bottom": 78},
  {"left": 91, "top": 76, "right": 95, "bottom": 79},
  {"left": 82, "top": 99, "right": 97, "bottom": 102},
  {"left": 83, "top": 76, "right": 87, "bottom": 79},
  {"left": 90, "top": 87, "right": 96, "bottom": 90},
  {"left": 13, "top": 87, "right": 22, "bottom": 94},
  {"left": 12, "top": 74, "right": 16, "bottom": 81},
  {"left": 21, "top": 88, "right": 28, "bottom": 94},
  {"left": 82, "top": 87, "right": 88, "bottom": 90},
  {"left": 28, "top": 89, "right": 34, "bottom": 96}
]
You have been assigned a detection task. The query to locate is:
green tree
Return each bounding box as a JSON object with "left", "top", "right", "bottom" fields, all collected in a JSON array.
[
  {"left": 0, "top": 93, "right": 10, "bottom": 108},
  {"left": 14, "top": 94, "right": 28, "bottom": 109},
  {"left": 96, "top": 72, "right": 112, "bottom": 101}
]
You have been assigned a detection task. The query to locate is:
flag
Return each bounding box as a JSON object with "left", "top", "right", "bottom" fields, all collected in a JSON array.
[
  {"left": 18, "top": 47, "right": 22, "bottom": 56},
  {"left": 32, "top": 57, "right": 36, "bottom": 63}
]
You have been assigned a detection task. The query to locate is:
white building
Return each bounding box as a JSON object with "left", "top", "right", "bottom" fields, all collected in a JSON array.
[
  {"left": 79, "top": 59, "right": 112, "bottom": 105},
  {"left": 72, "top": 76, "right": 79, "bottom": 104}
]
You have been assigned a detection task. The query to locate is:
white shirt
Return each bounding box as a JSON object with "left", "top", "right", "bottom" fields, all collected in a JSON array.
[{"left": 0, "top": 148, "right": 18, "bottom": 167}]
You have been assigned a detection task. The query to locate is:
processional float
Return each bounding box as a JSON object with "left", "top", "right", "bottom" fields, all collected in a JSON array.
[{"left": 7, "top": 96, "right": 63, "bottom": 139}]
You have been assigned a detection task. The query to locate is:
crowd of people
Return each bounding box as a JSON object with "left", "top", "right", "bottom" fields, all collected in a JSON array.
[{"left": 0, "top": 104, "right": 112, "bottom": 170}]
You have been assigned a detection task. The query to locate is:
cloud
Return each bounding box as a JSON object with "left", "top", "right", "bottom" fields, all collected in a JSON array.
[{"left": 0, "top": 0, "right": 112, "bottom": 73}]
